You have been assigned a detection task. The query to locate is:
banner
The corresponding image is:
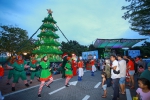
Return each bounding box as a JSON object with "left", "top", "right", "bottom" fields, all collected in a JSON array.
[
  {"left": 82, "top": 50, "right": 98, "bottom": 60},
  {"left": 128, "top": 50, "right": 140, "bottom": 58}
]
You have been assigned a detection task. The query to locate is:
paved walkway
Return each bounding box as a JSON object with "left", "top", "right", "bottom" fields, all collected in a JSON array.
[{"left": 1, "top": 70, "right": 138, "bottom": 100}]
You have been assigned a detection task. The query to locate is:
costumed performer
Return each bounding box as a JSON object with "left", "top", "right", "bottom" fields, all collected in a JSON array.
[
  {"left": 38, "top": 54, "right": 53, "bottom": 97},
  {"left": 90, "top": 56, "right": 96, "bottom": 76},
  {"left": 29, "top": 55, "right": 40, "bottom": 84},
  {"left": 65, "top": 57, "right": 73, "bottom": 87},
  {"left": 72, "top": 54, "right": 77, "bottom": 76},
  {"left": 6, "top": 56, "right": 16, "bottom": 85},
  {"left": 77, "top": 56, "right": 84, "bottom": 81},
  {"left": 6, "top": 55, "right": 30, "bottom": 91}
]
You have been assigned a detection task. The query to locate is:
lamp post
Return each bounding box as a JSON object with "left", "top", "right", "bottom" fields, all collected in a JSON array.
[{"left": 23, "top": 52, "right": 27, "bottom": 56}]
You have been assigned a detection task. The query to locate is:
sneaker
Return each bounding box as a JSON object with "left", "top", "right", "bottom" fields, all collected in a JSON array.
[
  {"left": 46, "top": 85, "right": 50, "bottom": 88},
  {"left": 65, "top": 85, "right": 69, "bottom": 87},
  {"left": 12, "top": 87, "right": 15, "bottom": 91},
  {"left": 25, "top": 83, "right": 29, "bottom": 87},
  {"left": 38, "top": 94, "right": 41, "bottom": 98}
]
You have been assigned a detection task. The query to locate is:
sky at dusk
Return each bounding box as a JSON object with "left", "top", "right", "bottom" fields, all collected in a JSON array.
[{"left": 0, "top": 0, "right": 149, "bottom": 46}]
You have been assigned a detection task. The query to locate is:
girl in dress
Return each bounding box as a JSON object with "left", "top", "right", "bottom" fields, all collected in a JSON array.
[
  {"left": 65, "top": 57, "right": 73, "bottom": 87},
  {"left": 101, "top": 72, "right": 107, "bottom": 98},
  {"left": 136, "top": 78, "right": 150, "bottom": 100},
  {"left": 38, "top": 54, "right": 53, "bottom": 97}
]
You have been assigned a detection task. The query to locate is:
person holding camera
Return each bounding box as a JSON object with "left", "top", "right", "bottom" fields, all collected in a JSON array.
[{"left": 110, "top": 55, "right": 120, "bottom": 100}]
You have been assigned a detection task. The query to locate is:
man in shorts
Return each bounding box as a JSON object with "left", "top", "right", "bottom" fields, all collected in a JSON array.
[{"left": 117, "top": 55, "right": 126, "bottom": 94}]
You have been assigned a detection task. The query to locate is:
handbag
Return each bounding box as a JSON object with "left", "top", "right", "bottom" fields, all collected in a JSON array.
[
  {"left": 113, "top": 69, "right": 120, "bottom": 74},
  {"left": 113, "top": 62, "right": 120, "bottom": 74}
]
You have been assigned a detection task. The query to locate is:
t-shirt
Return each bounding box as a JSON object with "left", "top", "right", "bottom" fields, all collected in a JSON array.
[
  {"left": 136, "top": 88, "right": 150, "bottom": 100},
  {"left": 128, "top": 60, "right": 134, "bottom": 71},
  {"left": 118, "top": 59, "right": 126, "bottom": 77},
  {"left": 111, "top": 60, "right": 120, "bottom": 79}
]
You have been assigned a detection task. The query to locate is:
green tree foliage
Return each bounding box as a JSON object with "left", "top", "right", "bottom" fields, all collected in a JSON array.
[
  {"left": 0, "top": 25, "right": 34, "bottom": 55},
  {"left": 122, "top": 0, "right": 150, "bottom": 35},
  {"left": 61, "top": 40, "right": 88, "bottom": 56},
  {"left": 131, "top": 41, "right": 150, "bottom": 57}
]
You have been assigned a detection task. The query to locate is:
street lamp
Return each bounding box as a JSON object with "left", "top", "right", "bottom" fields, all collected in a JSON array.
[{"left": 23, "top": 52, "right": 27, "bottom": 55}]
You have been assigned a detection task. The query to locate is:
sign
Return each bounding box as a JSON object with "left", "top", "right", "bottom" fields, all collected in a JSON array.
[
  {"left": 82, "top": 50, "right": 98, "bottom": 60},
  {"left": 128, "top": 50, "right": 140, "bottom": 58}
]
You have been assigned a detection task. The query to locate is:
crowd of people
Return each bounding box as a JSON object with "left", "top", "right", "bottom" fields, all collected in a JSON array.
[
  {"left": 0, "top": 54, "right": 150, "bottom": 99},
  {"left": 99, "top": 55, "right": 150, "bottom": 100},
  {"left": 0, "top": 53, "right": 85, "bottom": 98}
]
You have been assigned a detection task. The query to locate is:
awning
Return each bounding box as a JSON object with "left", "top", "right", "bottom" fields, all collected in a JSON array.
[{"left": 94, "top": 38, "right": 147, "bottom": 48}]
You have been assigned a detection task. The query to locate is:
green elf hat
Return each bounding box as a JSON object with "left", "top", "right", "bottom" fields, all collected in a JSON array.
[{"left": 41, "top": 54, "right": 47, "bottom": 59}]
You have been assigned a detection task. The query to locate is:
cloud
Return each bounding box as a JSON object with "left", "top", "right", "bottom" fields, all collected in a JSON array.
[{"left": 0, "top": 0, "right": 149, "bottom": 46}]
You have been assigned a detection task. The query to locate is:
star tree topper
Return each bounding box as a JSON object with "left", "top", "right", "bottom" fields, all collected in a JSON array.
[{"left": 47, "top": 9, "right": 53, "bottom": 14}]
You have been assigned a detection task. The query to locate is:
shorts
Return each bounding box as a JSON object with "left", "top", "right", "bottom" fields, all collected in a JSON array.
[
  {"left": 102, "top": 84, "right": 107, "bottom": 90},
  {"left": 119, "top": 77, "right": 126, "bottom": 84},
  {"left": 129, "top": 70, "right": 135, "bottom": 76},
  {"left": 8, "top": 70, "right": 14, "bottom": 79},
  {"left": 13, "top": 71, "right": 27, "bottom": 83}
]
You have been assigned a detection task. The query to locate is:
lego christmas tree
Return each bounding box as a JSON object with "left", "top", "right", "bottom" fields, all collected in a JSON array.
[{"left": 32, "top": 9, "right": 63, "bottom": 62}]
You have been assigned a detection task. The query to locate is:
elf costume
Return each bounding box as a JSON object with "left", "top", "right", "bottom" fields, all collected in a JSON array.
[
  {"left": 6, "top": 56, "right": 16, "bottom": 85},
  {"left": 39, "top": 60, "right": 52, "bottom": 81},
  {"left": 65, "top": 63, "right": 73, "bottom": 78},
  {"left": 90, "top": 58, "right": 96, "bottom": 76},
  {"left": 11, "top": 55, "right": 29, "bottom": 91},
  {"left": 38, "top": 54, "right": 53, "bottom": 97},
  {"left": 65, "top": 57, "right": 73, "bottom": 87},
  {"left": 29, "top": 56, "right": 40, "bottom": 84},
  {"left": 77, "top": 57, "right": 84, "bottom": 81},
  {"left": 72, "top": 54, "right": 77, "bottom": 76}
]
